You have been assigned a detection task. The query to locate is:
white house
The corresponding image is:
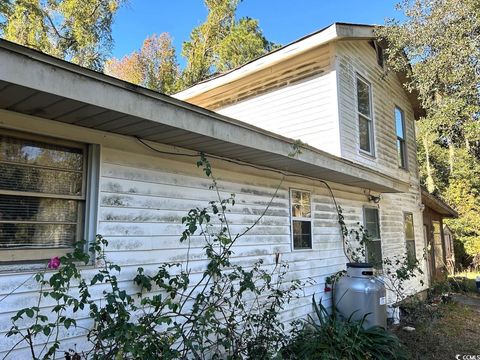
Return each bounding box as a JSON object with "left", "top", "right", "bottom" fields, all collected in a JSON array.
[
  {"left": 175, "top": 22, "right": 427, "bottom": 286},
  {"left": 0, "top": 23, "right": 428, "bottom": 358}
]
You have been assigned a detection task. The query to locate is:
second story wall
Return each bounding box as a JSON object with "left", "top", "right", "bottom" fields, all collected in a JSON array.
[
  {"left": 215, "top": 44, "right": 342, "bottom": 156},
  {"left": 335, "top": 40, "right": 418, "bottom": 183}
]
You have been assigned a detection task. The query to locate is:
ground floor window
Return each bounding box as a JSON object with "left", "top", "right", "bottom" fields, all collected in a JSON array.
[
  {"left": 404, "top": 212, "right": 416, "bottom": 264},
  {"left": 0, "top": 130, "right": 87, "bottom": 262},
  {"left": 363, "top": 206, "right": 382, "bottom": 268},
  {"left": 290, "top": 189, "right": 312, "bottom": 250}
]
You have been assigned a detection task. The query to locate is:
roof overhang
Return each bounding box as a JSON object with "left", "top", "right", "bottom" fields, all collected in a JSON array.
[
  {"left": 174, "top": 22, "right": 425, "bottom": 119},
  {"left": 174, "top": 23, "right": 366, "bottom": 101},
  {"left": 0, "top": 39, "right": 409, "bottom": 193},
  {"left": 421, "top": 188, "right": 458, "bottom": 218}
]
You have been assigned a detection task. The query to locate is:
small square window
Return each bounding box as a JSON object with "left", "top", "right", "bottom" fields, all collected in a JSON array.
[{"left": 291, "top": 190, "right": 312, "bottom": 250}]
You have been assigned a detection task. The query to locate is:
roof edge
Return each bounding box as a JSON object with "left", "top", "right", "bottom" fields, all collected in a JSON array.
[
  {"left": 421, "top": 187, "right": 458, "bottom": 218},
  {"left": 174, "top": 22, "right": 376, "bottom": 101}
]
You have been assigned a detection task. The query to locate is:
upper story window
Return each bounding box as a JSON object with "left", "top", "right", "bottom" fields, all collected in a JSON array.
[
  {"left": 290, "top": 189, "right": 312, "bottom": 250},
  {"left": 356, "top": 75, "right": 374, "bottom": 156},
  {"left": 395, "top": 107, "right": 407, "bottom": 169},
  {"left": 0, "top": 131, "right": 87, "bottom": 263},
  {"left": 363, "top": 206, "right": 382, "bottom": 269},
  {"left": 404, "top": 212, "right": 416, "bottom": 265}
]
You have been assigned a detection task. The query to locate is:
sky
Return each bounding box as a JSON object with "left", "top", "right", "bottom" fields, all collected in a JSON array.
[{"left": 111, "top": 0, "right": 405, "bottom": 66}]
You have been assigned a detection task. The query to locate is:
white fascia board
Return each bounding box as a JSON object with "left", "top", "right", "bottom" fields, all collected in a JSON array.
[{"left": 173, "top": 23, "right": 376, "bottom": 101}]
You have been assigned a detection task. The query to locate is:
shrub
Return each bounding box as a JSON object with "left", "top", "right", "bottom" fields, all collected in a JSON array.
[
  {"left": 5, "top": 155, "right": 302, "bottom": 359},
  {"left": 282, "top": 297, "right": 408, "bottom": 360}
]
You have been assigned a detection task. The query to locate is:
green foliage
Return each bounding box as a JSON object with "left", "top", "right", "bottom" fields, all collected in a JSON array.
[
  {"left": 377, "top": 0, "right": 480, "bottom": 259},
  {"left": 1, "top": 0, "right": 124, "bottom": 70},
  {"left": 5, "top": 155, "right": 301, "bottom": 359},
  {"left": 180, "top": 0, "right": 278, "bottom": 89},
  {"left": 283, "top": 297, "right": 408, "bottom": 360},
  {"left": 337, "top": 206, "right": 425, "bottom": 303},
  {"left": 105, "top": 33, "right": 179, "bottom": 94}
]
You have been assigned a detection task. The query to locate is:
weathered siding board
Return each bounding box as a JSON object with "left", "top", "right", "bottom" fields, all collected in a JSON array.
[
  {"left": 215, "top": 47, "right": 341, "bottom": 156},
  {"left": 0, "top": 119, "right": 427, "bottom": 358},
  {"left": 335, "top": 40, "right": 418, "bottom": 182}
]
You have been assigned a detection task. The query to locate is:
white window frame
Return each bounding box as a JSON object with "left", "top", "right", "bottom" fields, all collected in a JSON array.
[
  {"left": 395, "top": 106, "right": 408, "bottom": 169},
  {"left": 0, "top": 129, "right": 99, "bottom": 265},
  {"left": 363, "top": 206, "right": 382, "bottom": 268},
  {"left": 290, "top": 189, "right": 313, "bottom": 250},
  {"left": 356, "top": 74, "right": 375, "bottom": 157}
]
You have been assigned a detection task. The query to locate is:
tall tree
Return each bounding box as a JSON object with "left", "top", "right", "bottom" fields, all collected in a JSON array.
[
  {"left": 377, "top": 0, "right": 480, "bottom": 258},
  {"left": 1, "top": 0, "right": 124, "bottom": 70},
  {"left": 105, "top": 33, "right": 179, "bottom": 94},
  {"left": 180, "top": 0, "right": 277, "bottom": 89}
]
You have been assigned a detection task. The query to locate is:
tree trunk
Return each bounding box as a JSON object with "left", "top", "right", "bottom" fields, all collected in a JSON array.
[
  {"left": 449, "top": 140, "right": 455, "bottom": 173},
  {"left": 424, "top": 135, "right": 435, "bottom": 193}
]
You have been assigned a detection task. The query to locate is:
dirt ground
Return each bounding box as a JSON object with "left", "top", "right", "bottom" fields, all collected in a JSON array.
[{"left": 391, "top": 293, "right": 480, "bottom": 360}]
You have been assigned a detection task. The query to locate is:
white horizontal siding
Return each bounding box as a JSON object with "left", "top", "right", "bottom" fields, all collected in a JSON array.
[
  {"left": 217, "top": 61, "right": 341, "bottom": 156},
  {"left": 335, "top": 40, "right": 418, "bottom": 183},
  {"left": 0, "top": 121, "right": 427, "bottom": 358}
]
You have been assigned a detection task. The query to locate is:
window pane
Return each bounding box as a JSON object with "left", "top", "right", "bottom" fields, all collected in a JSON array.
[
  {"left": 395, "top": 108, "right": 404, "bottom": 139},
  {"left": 432, "top": 221, "right": 444, "bottom": 270},
  {"left": 291, "top": 190, "right": 311, "bottom": 218},
  {"left": 0, "top": 136, "right": 83, "bottom": 170},
  {"left": 293, "top": 220, "right": 312, "bottom": 249},
  {"left": 404, "top": 213, "right": 415, "bottom": 240},
  {"left": 0, "top": 135, "right": 85, "bottom": 253},
  {"left": 357, "top": 78, "right": 371, "bottom": 117},
  {"left": 0, "top": 163, "right": 83, "bottom": 196},
  {"left": 291, "top": 190, "right": 302, "bottom": 205},
  {"left": 0, "top": 195, "right": 78, "bottom": 223},
  {"left": 364, "top": 208, "right": 380, "bottom": 239},
  {"left": 0, "top": 223, "right": 76, "bottom": 248},
  {"left": 397, "top": 139, "right": 406, "bottom": 168},
  {"left": 359, "top": 116, "right": 371, "bottom": 153},
  {"left": 366, "top": 240, "right": 383, "bottom": 269},
  {"left": 406, "top": 239, "right": 416, "bottom": 264}
]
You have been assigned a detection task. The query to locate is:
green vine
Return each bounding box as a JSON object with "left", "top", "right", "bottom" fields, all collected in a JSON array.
[{"left": 3, "top": 154, "right": 303, "bottom": 360}]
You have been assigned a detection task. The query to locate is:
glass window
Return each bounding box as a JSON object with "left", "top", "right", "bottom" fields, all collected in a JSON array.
[
  {"left": 364, "top": 207, "right": 382, "bottom": 268},
  {"left": 0, "top": 133, "right": 86, "bottom": 261},
  {"left": 291, "top": 190, "right": 312, "bottom": 249},
  {"left": 356, "top": 76, "right": 374, "bottom": 154},
  {"left": 404, "top": 213, "right": 416, "bottom": 264},
  {"left": 395, "top": 107, "right": 407, "bottom": 168},
  {"left": 432, "top": 221, "right": 444, "bottom": 270}
]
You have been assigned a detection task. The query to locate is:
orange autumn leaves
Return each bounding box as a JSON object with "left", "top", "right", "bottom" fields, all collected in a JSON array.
[{"left": 105, "top": 33, "right": 179, "bottom": 94}]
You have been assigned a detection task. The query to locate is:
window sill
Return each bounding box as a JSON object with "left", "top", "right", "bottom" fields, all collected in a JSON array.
[
  {"left": 0, "top": 255, "right": 95, "bottom": 273},
  {"left": 358, "top": 149, "right": 376, "bottom": 160},
  {"left": 292, "top": 247, "right": 314, "bottom": 251}
]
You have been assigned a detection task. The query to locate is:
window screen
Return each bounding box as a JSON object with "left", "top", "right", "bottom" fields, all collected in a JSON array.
[
  {"left": 291, "top": 190, "right": 312, "bottom": 249},
  {"left": 357, "top": 76, "right": 374, "bottom": 155},
  {"left": 0, "top": 134, "right": 85, "bottom": 253},
  {"left": 364, "top": 207, "right": 382, "bottom": 268},
  {"left": 395, "top": 107, "right": 407, "bottom": 168},
  {"left": 404, "top": 213, "right": 416, "bottom": 264},
  {"left": 432, "top": 221, "right": 444, "bottom": 270}
]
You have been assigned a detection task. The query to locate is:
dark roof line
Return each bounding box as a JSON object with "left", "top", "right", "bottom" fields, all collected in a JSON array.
[{"left": 421, "top": 186, "right": 458, "bottom": 218}]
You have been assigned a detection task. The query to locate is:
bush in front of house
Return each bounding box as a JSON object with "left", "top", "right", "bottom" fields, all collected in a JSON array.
[
  {"left": 282, "top": 297, "right": 408, "bottom": 360},
  {"left": 5, "top": 155, "right": 304, "bottom": 359}
]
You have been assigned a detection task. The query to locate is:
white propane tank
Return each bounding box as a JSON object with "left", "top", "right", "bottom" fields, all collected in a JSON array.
[{"left": 333, "top": 263, "right": 387, "bottom": 329}]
